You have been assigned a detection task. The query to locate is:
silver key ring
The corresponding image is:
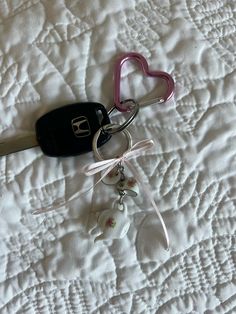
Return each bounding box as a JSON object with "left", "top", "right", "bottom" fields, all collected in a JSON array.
[
  {"left": 93, "top": 124, "right": 132, "bottom": 161},
  {"left": 103, "top": 99, "right": 139, "bottom": 135}
]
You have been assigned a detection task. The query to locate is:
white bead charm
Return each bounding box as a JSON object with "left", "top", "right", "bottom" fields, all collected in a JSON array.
[
  {"left": 116, "top": 177, "right": 139, "bottom": 197},
  {"left": 101, "top": 168, "right": 121, "bottom": 185}
]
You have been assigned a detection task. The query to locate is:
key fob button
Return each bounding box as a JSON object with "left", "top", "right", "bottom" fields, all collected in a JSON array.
[{"left": 35, "top": 102, "right": 111, "bottom": 157}]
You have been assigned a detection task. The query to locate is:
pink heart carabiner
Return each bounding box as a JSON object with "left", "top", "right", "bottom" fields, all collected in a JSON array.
[{"left": 113, "top": 52, "right": 175, "bottom": 112}]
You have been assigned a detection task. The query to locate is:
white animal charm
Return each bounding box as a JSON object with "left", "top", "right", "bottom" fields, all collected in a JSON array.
[
  {"left": 102, "top": 168, "right": 121, "bottom": 185},
  {"left": 93, "top": 203, "right": 130, "bottom": 242}
]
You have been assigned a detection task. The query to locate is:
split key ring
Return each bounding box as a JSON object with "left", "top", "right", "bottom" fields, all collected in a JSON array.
[{"left": 103, "top": 99, "right": 139, "bottom": 135}]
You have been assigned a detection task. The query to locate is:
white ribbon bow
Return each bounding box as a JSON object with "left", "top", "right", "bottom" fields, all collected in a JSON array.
[{"left": 82, "top": 139, "right": 170, "bottom": 250}]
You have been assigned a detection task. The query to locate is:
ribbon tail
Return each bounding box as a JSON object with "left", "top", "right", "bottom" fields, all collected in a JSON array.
[{"left": 125, "top": 160, "right": 170, "bottom": 251}]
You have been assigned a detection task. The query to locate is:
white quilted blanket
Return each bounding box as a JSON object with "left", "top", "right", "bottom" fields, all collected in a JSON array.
[{"left": 0, "top": 1, "right": 235, "bottom": 313}]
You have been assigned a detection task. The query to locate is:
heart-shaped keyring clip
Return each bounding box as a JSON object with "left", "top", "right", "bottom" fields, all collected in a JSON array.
[{"left": 113, "top": 52, "right": 175, "bottom": 112}]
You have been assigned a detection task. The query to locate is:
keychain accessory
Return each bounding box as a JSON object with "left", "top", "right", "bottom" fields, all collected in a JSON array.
[
  {"left": 113, "top": 52, "right": 175, "bottom": 112},
  {"left": 82, "top": 125, "right": 170, "bottom": 250}
]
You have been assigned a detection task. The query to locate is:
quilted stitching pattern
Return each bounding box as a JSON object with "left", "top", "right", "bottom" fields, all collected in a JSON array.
[{"left": 0, "top": 0, "right": 235, "bottom": 313}]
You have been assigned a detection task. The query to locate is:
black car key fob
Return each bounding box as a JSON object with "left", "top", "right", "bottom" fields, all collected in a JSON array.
[{"left": 35, "top": 102, "right": 111, "bottom": 157}]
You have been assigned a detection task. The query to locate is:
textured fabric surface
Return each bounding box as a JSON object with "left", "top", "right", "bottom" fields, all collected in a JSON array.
[{"left": 0, "top": 0, "right": 236, "bottom": 313}]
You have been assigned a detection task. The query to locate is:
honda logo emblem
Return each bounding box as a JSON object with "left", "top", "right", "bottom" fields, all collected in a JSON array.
[{"left": 71, "top": 116, "right": 91, "bottom": 137}]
